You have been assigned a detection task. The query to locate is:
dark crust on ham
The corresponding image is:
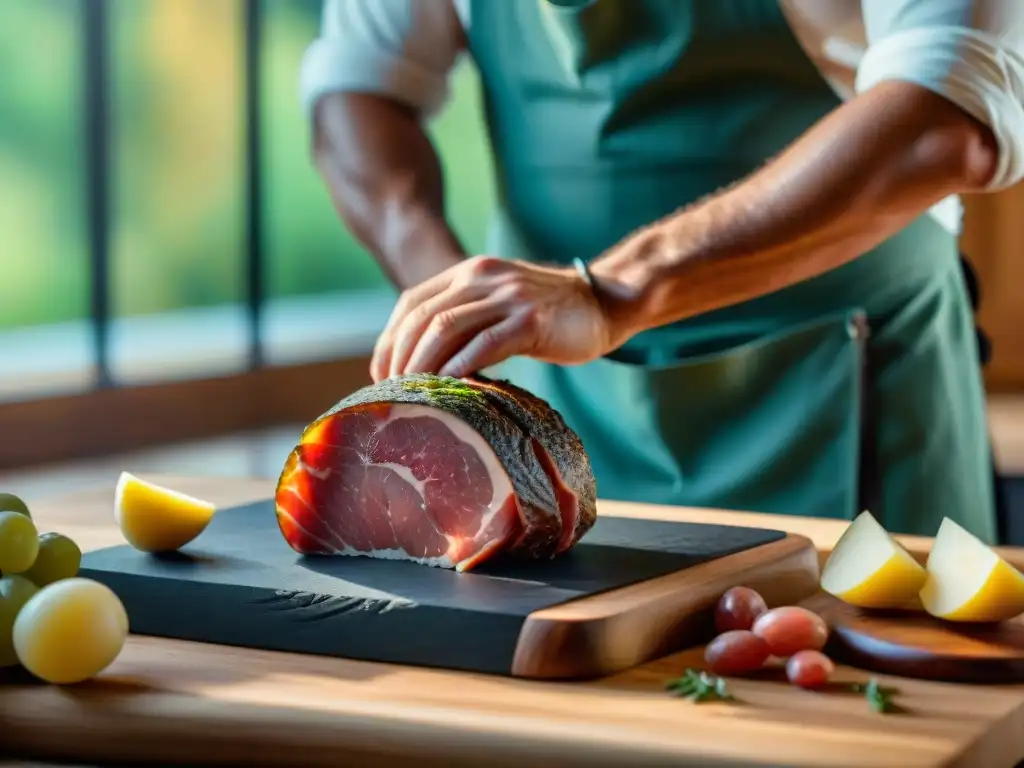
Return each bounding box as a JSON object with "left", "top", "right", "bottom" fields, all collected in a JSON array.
[
  {"left": 306, "top": 373, "right": 567, "bottom": 559},
  {"left": 467, "top": 374, "right": 597, "bottom": 554}
]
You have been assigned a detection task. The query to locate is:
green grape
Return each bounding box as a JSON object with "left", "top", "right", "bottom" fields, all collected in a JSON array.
[
  {"left": 24, "top": 533, "right": 82, "bottom": 586},
  {"left": 13, "top": 577, "right": 129, "bottom": 684},
  {"left": 0, "top": 574, "right": 39, "bottom": 666},
  {"left": 0, "top": 493, "right": 30, "bottom": 519},
  {"left": 0, "top": 511, "right": 39, "bottom": 574}
]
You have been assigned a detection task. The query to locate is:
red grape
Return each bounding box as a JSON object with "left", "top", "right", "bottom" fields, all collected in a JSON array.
[
  {"left": 751, "top": 606, "right": 828, "bottom": 657},
  {"left": 715, "top": 586, "right": 768, "bottom": 633},
  {"left": 704, "top": 630, "right": 771, "bottom": 676},
  {"left": 786, "top": 650, "right": 835, "bottom": 689}
]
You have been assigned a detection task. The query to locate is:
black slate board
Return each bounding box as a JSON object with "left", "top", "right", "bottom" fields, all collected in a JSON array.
[{"left": 80, "top": 500, "right": 785, "bottom": 675}]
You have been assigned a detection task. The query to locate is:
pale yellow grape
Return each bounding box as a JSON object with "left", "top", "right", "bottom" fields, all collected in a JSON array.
[
  {"left": 13, "top": 577, "right": 128, "bottom": 684},
  {"left": 0, "top": 492, "right": 31, "bottom": 519},
  {"left": 0, "top": 575, "right": 39, "bottom": 667},
  {"left": 0, "top": 511, "right": 39, "bottom": 574},
  {"left": 24, "top": 532, "right": 82, "bottom": 586}
]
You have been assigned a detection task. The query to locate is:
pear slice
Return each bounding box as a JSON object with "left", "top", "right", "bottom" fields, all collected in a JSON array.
[
  {"left": 114, "top": 472, "right": 216, "bottom": 553},
  {"left": 920, "top": 517, "right": 1024, "bottom": 623},
  {"left": 820, "top": 510, "right": 926, "bottom": 609}
]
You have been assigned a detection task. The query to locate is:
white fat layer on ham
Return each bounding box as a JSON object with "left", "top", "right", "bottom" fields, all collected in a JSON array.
[
  {"left": 279, "top": 403, "right": 521, "bottom": 568},
  {"left": 276, "top": 503, "right": 460, "bottom": 567}
]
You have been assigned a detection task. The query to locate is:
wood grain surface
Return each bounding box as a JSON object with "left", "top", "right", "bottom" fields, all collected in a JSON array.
[
  {"left": 513, "top": 534, "right": 820, "bottom": 678},
  {"left": 808, "top": 593, "right": 1024, "bottom": 684},
  {"left": 1, "top": 475, "right": 1024, "bottom": 768}
]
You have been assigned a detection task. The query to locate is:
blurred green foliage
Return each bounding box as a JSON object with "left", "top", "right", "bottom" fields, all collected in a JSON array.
[
  {"left": 0, "top": 0, "right": 495, "bottom": 329},
  {"left": 0, "top": 0, "right": 88, "bottom": 328}
]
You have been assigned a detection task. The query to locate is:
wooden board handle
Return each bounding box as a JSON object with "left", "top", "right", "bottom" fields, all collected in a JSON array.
[{"left": 511, "top": 534, "right": 821, "bottom": 679}]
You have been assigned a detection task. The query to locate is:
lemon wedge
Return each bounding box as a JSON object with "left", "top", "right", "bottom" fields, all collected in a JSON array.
[
  {"left": 920, "top": 517, "right": 1024, "bottom": 623},
  {"left": 820, "top": 510, "right": 926, "bottom": 609},
  {"left": 114, "top": 472, "right": 216, "bottom": 553}
]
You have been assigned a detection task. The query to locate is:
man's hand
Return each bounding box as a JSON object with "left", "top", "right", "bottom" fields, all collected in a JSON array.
[{"left": 370, "top": 256, "right": 615, "bottom": 382}]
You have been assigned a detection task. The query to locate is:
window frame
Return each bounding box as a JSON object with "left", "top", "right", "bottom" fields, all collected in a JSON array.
[
  {"left": 0, "top": 355, "right": 372, "bottom": 470},
  {"left": 0, "top": 0, "right": 378, "bottom": 471}
]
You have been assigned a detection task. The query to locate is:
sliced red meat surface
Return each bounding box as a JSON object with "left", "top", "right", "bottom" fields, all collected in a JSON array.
[
  {"left": 274, "top": 374, "right": 597, "bottom": 572},
  {"left": 530, "top": 437, "right": 582, "bottom": 554},
  {"left": 276, "top": 403, "right": 521, "bottom": 571}
]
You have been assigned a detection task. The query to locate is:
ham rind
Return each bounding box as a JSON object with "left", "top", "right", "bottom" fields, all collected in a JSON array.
[
  {"left": 274, "top": 374, "right": 594, "bottom": 572},
  {"left": 466, "top": 376, "right": 598, "bottom": 555}
]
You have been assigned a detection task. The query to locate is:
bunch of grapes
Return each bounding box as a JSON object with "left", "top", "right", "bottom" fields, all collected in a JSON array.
[
  {"left": 0, "top": 493, "right": 127, "bottom": 684},
  {"left": 706, "top": 586, "right": 835, "bottom": 688}
]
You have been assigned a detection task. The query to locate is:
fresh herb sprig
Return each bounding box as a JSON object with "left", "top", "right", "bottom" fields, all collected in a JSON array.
[
  {"left": 401, "top": 376, "right": 485, "bottom": 403},
  {"left": 665, "top": 668, "right": 734, "bottom": 703},
  {"left": 665, "top": 668, "right": 899, "bottom": 713},
  {"left": 850, "top": 677, "right": 899, "bottom": 713}
]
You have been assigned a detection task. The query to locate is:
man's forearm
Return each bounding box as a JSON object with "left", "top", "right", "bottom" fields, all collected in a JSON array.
[
  {"left": 590, "top": 81, "right": 999, "bottom": 343},
  {"left": 313, "top": 92, "right": 465, "bottom": 290}
]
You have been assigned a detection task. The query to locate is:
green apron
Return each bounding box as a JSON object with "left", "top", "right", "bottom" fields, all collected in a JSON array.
[{"left": 465, "top": 0, "right": 997, "bottom": 542}]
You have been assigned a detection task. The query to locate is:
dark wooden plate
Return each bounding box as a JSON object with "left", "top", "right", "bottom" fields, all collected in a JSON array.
[{"left": 807, "top": 593, "right": 1024, "bottom": 683}]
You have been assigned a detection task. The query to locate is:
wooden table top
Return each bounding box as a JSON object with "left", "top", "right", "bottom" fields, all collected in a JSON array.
[{"left": 2, "top": 474, "right": 1024, "bottom": 768}]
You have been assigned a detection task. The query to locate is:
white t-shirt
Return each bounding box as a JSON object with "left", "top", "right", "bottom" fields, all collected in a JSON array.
[{"left": 299, "top": 0, "right": 1024, "bottom": 235}]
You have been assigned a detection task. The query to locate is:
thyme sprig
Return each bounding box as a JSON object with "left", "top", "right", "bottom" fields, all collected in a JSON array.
[
  {"left": 850, "top": 678, "right": 899, "bottom": 713},
  {"left": 665, "top": 668, "right": 734, "bottom": 703}
]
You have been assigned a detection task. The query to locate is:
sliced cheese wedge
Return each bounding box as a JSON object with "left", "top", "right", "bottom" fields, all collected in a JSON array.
[
  {"left": 820, "top": 510, "right": 926, "bottom": 609},
  {"left": 114, "top": 472, "right": 216, "bottom": 553},
  {"left": 920, "top": 517, "right": 1024, "bottom": 623}
]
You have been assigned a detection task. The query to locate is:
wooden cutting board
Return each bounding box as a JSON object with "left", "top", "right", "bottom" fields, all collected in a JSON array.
[
  {"left": 79, "top": 499, "right": 820, "bottom": 679},
  {"left": 6, "top": 477, "right": 1024, "bottom": 768}
]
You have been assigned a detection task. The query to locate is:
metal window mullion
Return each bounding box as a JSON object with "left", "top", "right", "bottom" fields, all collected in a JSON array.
[
  {"left": 82, "top": 0, "right": 113, "bottom": 388},
  {"left": 243, "top": 0, "right": 265, "bottom": 370}
]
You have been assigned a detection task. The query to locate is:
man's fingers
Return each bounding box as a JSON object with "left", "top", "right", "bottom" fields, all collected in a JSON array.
[
  {"left": 370, "top": 324, "right": 396, "bottom": 382},
  {"left": 387, "top": 284, "right": 488, "bottom": 379},
  {"left": 437, "top": 312, "right": 535, "bottom": 379},
  {"left": 401, "top": 299, "right": 508, "bottom": 376}
]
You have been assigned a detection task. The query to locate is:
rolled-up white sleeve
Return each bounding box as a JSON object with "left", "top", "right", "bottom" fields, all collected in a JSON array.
[
  {"left": 857, "top": 0, "right": 1024, "bottom": 189},
  {"left": 298, "top": 0, "right": 464, "bottom": 119}
]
